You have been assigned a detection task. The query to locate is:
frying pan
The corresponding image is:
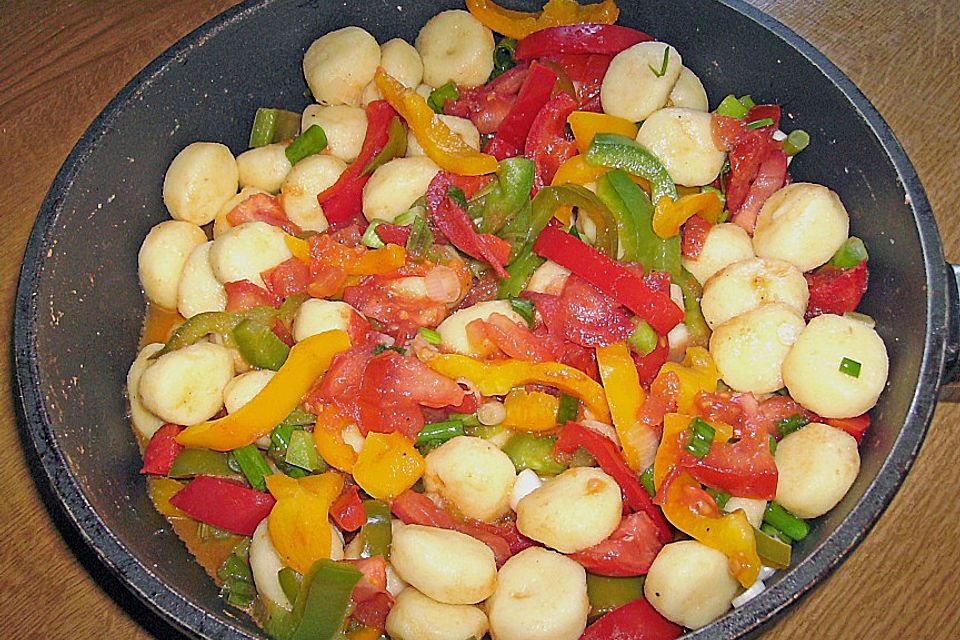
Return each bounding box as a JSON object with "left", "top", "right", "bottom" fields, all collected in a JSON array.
[{"left": 12, "top": 0, "right": 959, "bottom": 638}]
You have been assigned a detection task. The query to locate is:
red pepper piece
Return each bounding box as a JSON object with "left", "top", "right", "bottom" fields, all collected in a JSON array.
[
  {"left": 554, "top": 422, "right": 672, "bottom": 543},
  {"left": 486, "top": 61, "right": 559, "bottom": 160},
  {"left": 516, "top": 23, "right": 653, "bottom": 59},
  {"left": 632, "top": 337, "right": 669, "bottom": 388},
  {"left": 581, "top": 597, "right": 684, "bottom": 640},
  {"left": 168, "top": 475, "right": 276, "bottom": 536},
  {"left": 731, "top": 149, "right": 787, "bottom": 233},
  {"left": 681, "top": 214, "right": 711, "bottom": 260},
  {"left": 533, "top": 226, "right": 683, "bottom": 335},
  {"left": 825, "top": 414, "right": 871, "bottom": 443},
  {"left": 318, "top": 100, "right": 398, "bottom": 224},
  {"left": 373, "top": 223, "right": 411, "bottom": 246},
  {"left": 569, "top": 512, "right": 664, "bottom": 576},
  {"left": 541, "top": 53, "right": 611, "bottom": 112},
  {"left": 226, "top": 192, "right": 302, "bottom": 236},
  {"left": 223, "top": 280, "right": 280, "bottom": 312},
  {"left": 525, "top": 91, "right": 579, "bottom": 192},
  {"left": 426, "top": 172, "right": 511, "bottom": 278},
  {"left": 804, "top": 261, "right": 868, "bottom": 320},
  {"left": 261, "top": 257, "right": 311, "bottom": 299},
  {"left": 446, "top": 63, "right": 530, "bottom": 134},
  {"left": 140, "top": 423, "right": 184, "bottom": 475},
  {"left": 331, "top": 484, "right": 367, "bottom": 532}
]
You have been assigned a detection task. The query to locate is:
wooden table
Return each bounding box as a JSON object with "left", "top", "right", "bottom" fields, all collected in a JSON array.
[{"left": 1, "top": 1, "right": 958, "bottom": 638}]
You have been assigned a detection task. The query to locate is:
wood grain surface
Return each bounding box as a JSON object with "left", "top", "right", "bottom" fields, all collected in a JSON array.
[{"left": 1, "top": 1, "right": 958, "bottom": 638}]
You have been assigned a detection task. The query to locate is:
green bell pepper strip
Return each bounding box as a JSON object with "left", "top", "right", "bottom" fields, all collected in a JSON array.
[
  {"left": 231, "top": 444, "right": 273, "bottom": 491},
  {"left": 153, "top": 306, "right": 277, "bottom": 358},
  {"left": 249, "top": 108, "right": 302, "bottom": 147},
  {"left": 673, "top": 267, "right": 710, "bottom": 347},
  {"left": 268, "top": 423, "right": 309, "bottom": 479},
  {"left": 278, "top": 567, "right": 303, "bottom": 604},
  {"left": 285, "top": 429, "right": 327, "bottom": 472},
  {"left": 497, "top": 245, "right": 545, "bottom": 298},
  {"left": 360, "top": 117, "right": 408, "bottom": 177},
  {"left": 285, "top": 124, "right": 328, "bottom": 165},
  {"left": 287, "top": 560, "right": 362, "bottom": 640},
  {"left": 479, "top": 157, "right": 536, "bottom": 234},
  {"left": 502, "top": 433, "right": 567, "bottom": 476},
  {"left": 233, "top": 318, "right": 291, "bottom": 371},
  {"left": 628, "top": 320, "right": 658, "bottom": 356},
  {"left": 585, "top": 133, "right": 678, "bottom": 205},
  {"left": 555, "top": 394, "right": 580, "bottom": 424},
  {"left": 168, "top": 448, "right": 237, "bottom": 479},
  {"left": 754, "top": 526, "right": 792, "bottom": 569},
  {"left": 359, "top": 500, "right": 393, "bottom": 559},
  {"left": 827, "top": 236, "right": 869, "bottom": 269},
  {"left": 279, "top": 407, "right": 317, "bottom": 428},
  {"left": 586, "top": 573, "right": 646, "bottom": 617}
]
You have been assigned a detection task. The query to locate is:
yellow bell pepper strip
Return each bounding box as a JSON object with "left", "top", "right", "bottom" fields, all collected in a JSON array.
[
  {"left": 568, "top": 111, "right": 639, "bottom": 156},
  {"left": 652, "top": 191, "right": 724, "bottom": 239},
  {"left": 466, "top": 0, "right": 619, "bottom": 40},
  {"left": 266, "top": 472, "right": 344, "bottom": 575},
  {"left": 551, "top": 155, "right": 652, "bottom": 225},
  {"left": 502, "top": 388, "right": 560, "bottom": 432},
  {"left": 426, "top": 354, "right": 611, "bottom": 422},
  {"left": 284, "top": 233, "right": 310, "bottom": 263},
  {"left": 352, "top": 432, "right": 425, "bottom": 500},
  {"left": 653, "top": 346, "right": 720, "bottom": 415},
  {"left": 596, "top": 342, "right": 659, "bottom": 472},
  {"left": 375, "top": 69, "right": 498, "bottom": 176},
  {"left": 655, "top": 413, "right": 759, "bottom": 587},
  {"left": 176, "top": 331, "right": 351, "bottom": 450},
  {"left": 312, "top": 404, "right": 358, "bottom": 473}
]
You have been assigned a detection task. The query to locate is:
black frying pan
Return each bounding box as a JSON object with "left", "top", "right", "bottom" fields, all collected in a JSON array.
[{"left": 12, "top": 0, "right": 959, "bottom": 638}]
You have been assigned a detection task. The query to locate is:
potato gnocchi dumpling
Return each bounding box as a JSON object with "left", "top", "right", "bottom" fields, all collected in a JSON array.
[
  {"left": 139, "top": 342, "right": 234, "bottom": 425},
  {"left": 363, "top": 38, "right": 425, "bottom": 104},
  {"left": 775, "top": 422, "right": 861, "bottom": 518},
  {"left": 138, "top": 220, "right": 207, "bottom": 310},
  {"left": 666, "top": 66, "right": 709, "bottom": 111},
  {"left": 236, "top": 143, "right": 291, "bottom": 194},
  {"left": 700, "top": 257, "right": 809, "bottom": 329},
  {"left": 424, "top": 435, "right": 517, "bottom": 522},
  {"left": 303, "top": 26, "right": 381, "bottom": 106},
  {"left": 681, "top": 222, "right": 755, "bottom": 286},
  {"left": 407, "top": 115, "right": 480, "bottom": 156},
  {"left": 126, "top": 343, "right": 165, "bottom": 439},
  {"left": 436, "top": 300, "right": 526, "bottom": 356},
  {"left": 163, "top": 142, "right": 239, "bottom": 225},
  {"left": 601, "top": 42, "right": 682, "bottom": 121},
  {"left": 385, "top": 588, "right": 489, "bottom": 640},
  {"left": 362, "top": 156, "right": 441, "bottom": 222},
  {"left": 280, "top": 154, "right": 347, "bottom": 232},
  {"left": 292, "top": 299, "right": 357, "bottom": 343},
  {"left": 417, "top": 10, "right": 494, "bottom": 88},
  {"left": 177, "top": 241, "right": 227, "bottom": 318},
  {"left": 301, "top": 104, "right": 368, "bottom": 163},
  {"left": 635, "top": 108, "right": 726, "bottom": 187},
  {"left": 208, "top": 221, "right": 292, "bottom": 287}
]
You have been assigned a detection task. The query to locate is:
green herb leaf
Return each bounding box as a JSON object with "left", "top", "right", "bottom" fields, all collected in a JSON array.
[
  {"left": 648, "top": 47, "right": 670, "bottom": 78},
  {"left": 373, "top": 345, "right": 406, "bottom": 356}
]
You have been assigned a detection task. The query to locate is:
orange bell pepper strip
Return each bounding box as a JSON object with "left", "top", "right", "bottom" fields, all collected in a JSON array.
[
  {"left": 312, "top": 403, "right": 359, "bottom": 472},
  {"left": 654, "top": 346, "right": 720, "bottom": 415},
  {"left": 425, "top": 353, "right": 610, "bottom": 422},
  {"left": 596, "top": 342, "right": 659, "bottom": 472},
  {"left": 352, "top": 432, "right": 425, "bottom": 500},
  {"left": 176, "top": 330, "right": 351, "bottom": 450},
  {"left": 266, "top": 472, "right": 344, "bottom": 575},
  {"left": 502, "top": 388, "right": 560, "bottom": 432},
  {"left": 652, "top": 191, "right": 724, "bottom": 239},
  {"left": 568, "top": 111, "right": 639, "bottom": 156},
  {"left": 655, "top": 413, "right": 759, "bottom": 587},
  {"left": 284, "top": 234, "right": 310, "bottom": 262},
  {"left": 466, "top": 0, "right": 619, "bottom": 40},
  {"left": 374, "top": 70, "right": 498, "bottom": 176}
]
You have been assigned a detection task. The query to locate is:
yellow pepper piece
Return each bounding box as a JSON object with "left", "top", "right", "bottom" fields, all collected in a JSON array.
[
  {"left": 375, "top": 70, "right": 498, "bottom": 176},
  {"left": 312, "top": 404, "right": 358, "bottom": 472},
  {"left": 266, "top": 472, "right": 344, "bottom": 575},
  {"left": 353, "top": 432, "right": 425, "bottom": 500},
  {"left": 147, "top": 477, "right": 189, "bottom": 519},
  {"left": 284, "top": 234, "right": 310, "bottom": 262},
  {"left": 426, "top": 354, "right": 610, "bottom": 422},
  {"left": 652, "top": 191, "right": 724, "bottom": 239},
  {"left": 502, "top": 389, "right": 560, "bottom": 432},
  {"left": 466, "top": 0, "right": 619, "bottom": 40},
  {"left": 596, "top": 342, "right": 659, "bottom": 472},
  {"left": 347, "top": 629, "right": 383, "bottom": 640},
  {"left": 551, "top": 155, "right": 652, "bottom": 224},
  {"left": 176, "top": 331, "right": 351, "bottom": 450},
  {"left": 655, "top": 413, "right": 759, "bottom": 587},
  {"left": 654, "top": 346, "right": 720, "bottom": 415},
  {"left": 354, "top": 243, "right": 406, "bottom": 275},
  {"left": 568, "top": 111, "right": 639, "bottom": 156}
]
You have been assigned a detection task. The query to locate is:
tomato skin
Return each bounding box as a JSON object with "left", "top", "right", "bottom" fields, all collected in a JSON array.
[
  {"left": 681, "top": 214, "right": 711, "bottom": 260},
  {"left": 804, "top": 261, "right": 868, "bottom": 320},
  {"left": 226, "top": 192, "right": 301, "bottom": 236},
  {"left": 331, "top": 484, "right": 366, "bottom": 532},
  {"left": 445, "top": 63, "right": 529, "bottom": 134},
  {"left": 826, "top": 414, "right": 871, "bottom": 443},
  {"left": 223, "top": 280, "right": 279, "bottom": 311},
  {"left": 480, "top": 312, "right": 556, "bottom": 362},
  {"left": 569, "top": 512, "right": 664, "bottom": 576},
  {"left": 541, "top": 53, "right": 613, "bottom": 112},
  {"left": 346, "top": 556, "right": 393, "bottom": 629},
  {"left": 524, "top": 91, "right": 579, "bottom": 192},
  {"left": 581, "top": 597, "right": 684, "bottom": 640},
  {"left": 261, "top": 258, "right": 311, "bottom": 299}
]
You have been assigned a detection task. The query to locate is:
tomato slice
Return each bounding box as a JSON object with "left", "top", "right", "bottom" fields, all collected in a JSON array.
[
  {"left": 569, "top": 513, "right": 664, "bottom": 576},
  {"left": 804, "top": 262, "right": 868, "bottom": 320}
]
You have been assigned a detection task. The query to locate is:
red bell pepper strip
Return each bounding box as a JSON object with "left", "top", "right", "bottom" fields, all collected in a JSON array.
[
  {"left": 731, "top": 149, "right": 787, "bottom": 234},
  {"left": 226, "top": 192, "right": 302, "bottom": 236},
  {"left": 825, "top": 414, "right": 871, "bottom": 443},
  {"left": 426, "top": 172, "right": 512, "bottom": 278},
  {"left": 541, "top": 53, "right": 611, "bottom": 112},
  {"left": 445, "top": 62, "right": 530, "bottom": 135},
  {"left": 140, "top": 423, "right": 184, "bottom": 475},
  {"left": 569, "top": 512, "right": 664, "bottom": 577},
  {"left": 581, "top": 597, "right": 684, "bottom": 640},
  {"left": 554, "top": 422, "right": 672, "bottom": 543},
  {"left": 515, "top": 24, "right": 653, "bottom": 59},
  {"left": 533, "top": 226, "right": 683, "bottom": 335},
  {"left": 331, "top": 484, "right": 367, "bottom": 532},
  {"left": 168, "top": 475, "right": 276, "bottom": 536},
  {"left": 525, "top": 91, "right": 579, "bottom": 192},
  {"left": 317, "top": 100, "right": 398, "bottom": 224},
  {"left": 804, "top": 261, "right": 868, "bottom": 320},
  {"left": 486, "top": 61, "right": 559, "bottom": 160}
]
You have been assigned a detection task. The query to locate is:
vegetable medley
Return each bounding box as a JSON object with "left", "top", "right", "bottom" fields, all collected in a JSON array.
[{"left": 129, "top": 0, "right": 889, "bottom": 638}]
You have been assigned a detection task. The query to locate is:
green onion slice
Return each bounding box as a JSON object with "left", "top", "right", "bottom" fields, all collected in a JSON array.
[
  {"left": 746, "top": 117, "right": 775, "bottom": 130},
  {"left": 231, "top": 444, "right": 272, "bottom": 491},
  {"left": 418, "top": 327, "right": 442, "bottom": 345},
  {"left": 705, "top": 487, "right": 731, "bottom": 510},
  {"left": 405, "top": 215, "right": 434, "bottom": 258},
  {"left": 249, "top": 108, "right": 301, "bottom": 148},
  {"left": 510, "top": 298, "right": 536, "bottom": 329},
  {"left": 828, "top": 236, "right": 869, "bottom": 269},
  {"left": 764, "top": 502, "right": 809, "bottom": 541},
  {"left": 839, "top": 357, "right": 862, "bottom": 378},
  {"left": 640, "top": 465, "right": 656, "bottom": 497},
  {"left": 362, "top": 220, "right": 387, "bottom": 249},
  {"left": 285, "top": 124, "right": 328, "bottom": 165},
  {"left": 427, "top": 82, "right": 460, "bottom": 114},
  {"left": 739, "top": 95, "right": 756, "bottom": 109},
  {"left": 684, "top": 417, "right": 716, "bottom": 459},
  {"left": 628, "top": 320, "right": 658, "bottom": 357},
  {"left": 648, "top": 47, "right": 670, "bottom": 78},
  {"left": 715, "top": 94, "right": 749, "bottom": 119},
  {"left": 776, "top": 414, "right": 810, "bottom": 438},
  {"left": 783, "top": 129, "right": 810, "bottom": 156},
  {"left": 415, "top": 419, "right": 465, "bottom": 448}
]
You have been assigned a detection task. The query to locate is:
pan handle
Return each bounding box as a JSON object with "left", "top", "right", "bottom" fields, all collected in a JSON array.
[{"left": 941, "top": 263, "right": 960, "bottom": 389}]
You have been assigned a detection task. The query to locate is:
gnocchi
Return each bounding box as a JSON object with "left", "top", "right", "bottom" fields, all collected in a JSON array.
[{"left": 423, "top": 436, "right": 517, "bottom": 522}]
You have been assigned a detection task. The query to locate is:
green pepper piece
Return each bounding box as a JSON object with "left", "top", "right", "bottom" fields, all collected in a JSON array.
[
  {"left": 285, "top": 124, "right": 328, "bottom": 165},
  {"left": 269, "top": 423, "right": 309, "bottom": 479},
  {"left": 277, "top": 294, "right": 308, "bottom": 327},
  {"left": 153, "top": 306, "right": 280, "bottom": 358},
  {"left": 673, "top": 267, "right": 710, "bottom": 347},
  {"left": 503, "top": 433, "right": 567, "bottom": 476},
  {"left": 586, "top": 573, "right": 646, "bottom": 617},
  {"left": 754, "top": 526, "right": 792, "bottom": 569},
  {"left": 361, "top": 117, "right": 408, "bottom": 177},
  {"left": 285, "top": 430, "right": 327, "bottom": 472},
  {"left": 640, "top": 465, "right": 656, "bottom": 497},
  {"left": 628, "top": 320, "right": 658, "bottom": 356},
  {"left": 359, "top": 500, "right": 393, "bottom": 559},
  {"left": 249, "top": 108, "right": 302, "bottom": 147},
  {"left": 827, "top": 236, "right": 869, "bottom": 269},
  {"left": 168, "top": 448, "right": 237, "bottom": 479},
  {"left": 232, "top": 444, "right": 273, "bottom": 491},
  {"left": 278, "top": 567, "right": 303, "bottom": 604},
  {"left": 586, "top": 133, "right": 678, "bottom": 205},
  {"left": 288, "top": 559, "right": 362, "bottom": 640},
  {"left": 555, "top": 394, "right": 580, "bottom": 424},
  {"left": 279, "top": 407, "right": 317, "bottom": 428},
  {"left": 498, "top": 245, "right": 545, "bottom": 298},
  {"left": 232, "top": 318, "right": 290, "bottom": 371},
  {"left": 427, "top": 82, "right": 460, "bottom": 113},
  {"left": 479, "top": 157, "right": 536, "bottom": 234}
]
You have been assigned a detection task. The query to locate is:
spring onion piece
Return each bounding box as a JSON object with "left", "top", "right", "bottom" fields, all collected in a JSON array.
[
  {"left": 427, "top": 82, "right": 460, "bottom": 113},
  {"left": 783, "top": 129, "right": 810, "bottom": 156},
  {"left": 232, "top": 444, "right": 273, "bottom": 491},
  {"left": 197, "top": 522, "right": 234, "bottom": 541},
  {"left": 415, "top": 419, "right": 465, "bottom": 448},
  {"left": 828, "top": 236, "right": 869, "bottom": 269},
  {"left": 503, "top": 433, "right": 567, "bottom": 476},
  {"left": 702, "top": 184, "right": 726, "bottom": 207},
  {"left": 685, "top": 417, "right": 716, "bottom": 459},
  {"left": 761, "top": 522, "right": 794, "bottom": 545},
  {"left": 359, "top": 500, "right": 393, "bottom": 559},
  {"left": 586, "top": 574, "right": 646, "bottom": 617},
  {"left": 510, "top": 297, "right": 537, "bottom": 329},
  {"left": 763, "top": 502, "right": 809, "bottom": 541},
  {"left": 285, "top": 429, "right": 326, "bottom": 472},
  {"left": 168, "top": 448, "right": 236, "bottom": 479},
  {"left": 362, "top": 220, "right": 387, "bottom": 249},
  {"left": 705, "top": 487, "right": 731, "bottom": 510},
  {"left": 746, "top": 117, "right": 775, "bottom": 130},
  {"left": 648, "top": 46, "right": 670, "bottom": 77},
  {"left": 233, "top": 318, "right": 290, "bottom": 371},
  {"left": 839, "top": 357, "right": 862, "bottom": 378},
  {"left": 279, "top": 408, "right": 317, "bottom": 428},
  {"left": 405, "top": 215, "right": 434, "bottom": 258},
  {"left": 490, "top": 37, "right": 518, "bottom": 80},
  {"left": 393, "top": 206, "right": 421, "bottom": 226},
  {"left": 715, "top": 95, "right": 749, "bottom": 119},
  {"left": 556, "top": 394, "right": 580, "bottom": 424},
  {"left": 776, "top": 414, "right": 810, "bottom": 438},
  {"left": 417, "top": 327, "right": 442, "bottom": 344},
  {"left": 640, "top": 465, "right": 656, "bottom": 497},
  {"left": 753, "top": 527, "right": 792, "bottom": 569},
  {"left": 739, "top": 95, "right": 756, "bottom": 109},
  {"left": 249, "top": 108, "right": 302, "bottom": 147},
  {"left": 285, "top": 124, "right": 328, "bottom": 165},
  {"left": 218, "top": 546, "right": 257, "bottom": 607},
  {"left": 627, "top": 320, "right": 658, "bottom": 356}
]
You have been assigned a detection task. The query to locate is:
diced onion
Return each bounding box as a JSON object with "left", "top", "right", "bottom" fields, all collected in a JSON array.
[
  {"left": 732, "top": 578, "right": 767, "bottom": 608},
  {"left": 510, "top": 469, "right": 543, "bottom": 511},
  {"left": 425, "top": 265, "right": 462, "bottom": 303},
  {"left": 478, "top": 400, "right": 506, "bottom": 426}
]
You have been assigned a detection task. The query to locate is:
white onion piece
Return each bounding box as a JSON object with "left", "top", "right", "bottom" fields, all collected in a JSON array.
[
  {"left": 732, "top": 579, "right": 766, "bottom": 608},
  {"left": 510, "top": 469, "right": 543, "bottom": 511},
  {"left": 425, "top": 266, "right": 462, "bottom": 303}
]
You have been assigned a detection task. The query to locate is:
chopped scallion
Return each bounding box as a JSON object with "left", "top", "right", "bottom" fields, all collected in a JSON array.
[
  {"left": 685, "top": 417, "right": 716, "bottom": 459},
  {"left": 640, "top": 465, "right": 656, "bottom": 497},
  {"left": 405, "top": 215, "right": 434, "bottom": 258},
  {"left": 248, "top": 107, "right": 300, "bottom": 148},
  {"left": 510, "top": 298, "right": 536, "bottom": 329},
  {"left": 362, "top": 220, "right": 387, "bottom": 249},
  {"left": 231, "top": 444, "right": 273, "bottom": 491},
  {"left": 490, "top": 37, "right": 518, "bottom": 80},
  {"left": 285, "top": 124, "right": 328, "bottom": 165},
  {"left": 776, "top": 414, "right": 810, "bottom": 438},
  {"left": 828, "top": 236, "right": 869, "bottom": 269},
  {"left": 705, "top": 487, "right": 731, "bottom": 510},
  {"left": 839, "top": 357, "right": 862, "bottom": 378},
  {"left": 415, "top": 419, "right": 465, "bottom": 448},
  {"left": 648, "top": 47, "right": 670, "bottom": 78},
  {"left": 739, "top": 95, "right": 756, "bottom": 110},
  {"left": 556, "top": 394, "right": 580, "bottom": 424},
  {"left": 418, "top": 327, "right": 442, "bottom": 344},
  {"left": 764, "top": 502, "right": 809, "bottom": 541},
  {"left": 746, "top": 117, "right": 775, "bottom": 130},
  {"left": 715, "top": 94, "right": 749, "bottom": 119},
  {"left": 783, "top": 129, "right": 810, "bottom": 156},
  {"left": 627, "top": 320, "right": 658, "bottom": 357},
  {"left": 761, "top": 522, "right": 794, "bottom": 545},
  {"left": 427, "top": 82, "right": 459, "bottom": 114},
  {"left": 393, "top": 204, "right": 423, "bottom": 226}
]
